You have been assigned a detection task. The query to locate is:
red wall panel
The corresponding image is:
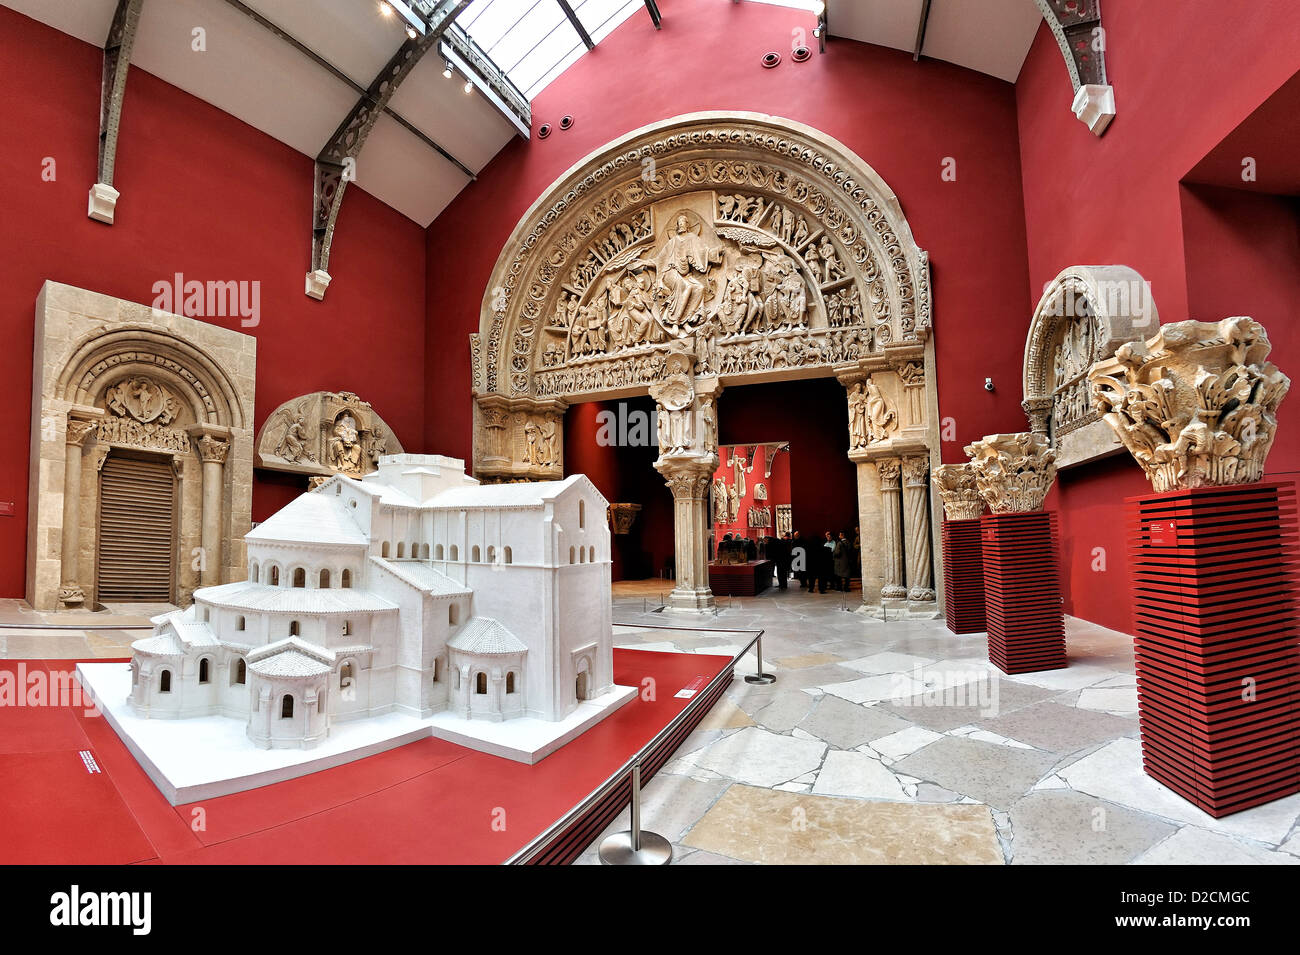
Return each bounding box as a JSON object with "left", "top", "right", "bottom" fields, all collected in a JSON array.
[{"left": 0, "top": 8, "right": 427, "bottom": 595}]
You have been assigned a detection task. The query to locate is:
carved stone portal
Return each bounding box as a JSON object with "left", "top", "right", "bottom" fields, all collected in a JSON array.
[
  {"left": 1088, "top": 317, "right": 1290, "bottom": 492},
  {"left": 27, "top": 281, "right": 255, "bottom": 610},
  {"left": 1022, "top": 265, "right": 1158, "bottom": 469},
  {"left": 473, "top": 113, "right": 937, "bottom": 612},
  {"left": 964, "top": 432, "right": 1058, "bottom": 514},
  {"left": 255, "top": 391, "right": 403, "bottom": 478}
]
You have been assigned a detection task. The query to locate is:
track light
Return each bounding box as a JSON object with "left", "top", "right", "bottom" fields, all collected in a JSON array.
[
  {"left": 406, "top": 26, "right": 417, "bottom": 39},
  {"left": 379, "top": 1, "right": 393, "bottom": 17},
  {"left": 443, "top": 62, "right": 453, "bottom": 78},
  {"left": 464, "top": 78, "right": 474, "bottom": 94}
]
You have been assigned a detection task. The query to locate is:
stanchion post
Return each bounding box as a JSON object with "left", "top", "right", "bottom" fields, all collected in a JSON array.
[
  {"left": 598, "top": 760, "right": 672, "bottom": 865},
  {"left": 745, "top": 632, "right": 775, "bottom": 685}
]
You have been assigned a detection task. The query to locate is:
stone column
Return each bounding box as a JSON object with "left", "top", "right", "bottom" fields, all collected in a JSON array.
[
  {"left": 191, "top": 430, "right": 230, "bottom": 588},
  {"left": 661, "top": 465, "right": 716, "bottom": 611},
  {"left": 1022, "top": 397, "right": 1052, "bottom": 438},
  {"left": 902, "top": 455, "right": 935, "bottom": 601},
  {"left": 877, "top": 458, "right": 906, "bottom": 599},
  {"left": 58, "top": 413, "right": 101, "bottom": 608}
]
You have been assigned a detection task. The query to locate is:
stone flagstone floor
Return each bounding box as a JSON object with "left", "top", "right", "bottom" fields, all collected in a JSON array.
[{"left": 574, "top": 584, "right": 1300, "bottom": 865}]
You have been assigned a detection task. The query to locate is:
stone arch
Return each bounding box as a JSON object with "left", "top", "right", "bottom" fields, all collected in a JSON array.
[
  {"left": 28, "top": 283, "right": 256, "bottom": 611},
  {"left": 1022, "top": 265, "right": 1157, "bottom": 468}
]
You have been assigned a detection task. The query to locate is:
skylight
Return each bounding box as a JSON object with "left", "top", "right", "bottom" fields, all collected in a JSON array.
[{"left": 456, "top": 0, "right": 643, "bottom": 101}]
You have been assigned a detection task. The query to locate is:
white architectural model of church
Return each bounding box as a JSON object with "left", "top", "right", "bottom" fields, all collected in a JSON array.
[{"left": 126, "top": 454, "right": 616, "bottom": 750}]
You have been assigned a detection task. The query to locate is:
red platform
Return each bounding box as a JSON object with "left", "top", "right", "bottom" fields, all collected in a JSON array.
[
  {"left": 0, "top": 648, "right": 730, "bottom": 864},
  {"left": 708, "top": 559, "right": 774, "bottom": 596},
  {"left": 942, "top": 519, "right": 986, "bottom": 635},
  {"left": 1126, "top": 481, "right": 1300, "bottom": 818},
  {"left": 979, "top": 511, "right": 1066, "bottom": 674}
]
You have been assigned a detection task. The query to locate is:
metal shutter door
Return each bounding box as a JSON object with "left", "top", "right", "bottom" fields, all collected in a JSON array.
[{"left": 96, "top": 455, "right": 176, "bottom": 602}]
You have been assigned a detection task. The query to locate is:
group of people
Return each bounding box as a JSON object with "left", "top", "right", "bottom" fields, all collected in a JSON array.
[{"left": 719, "top": 528, "right": 861, "bottom": 594}]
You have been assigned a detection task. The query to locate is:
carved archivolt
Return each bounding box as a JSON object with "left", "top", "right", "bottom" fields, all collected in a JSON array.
[
  {"left": 964, "top": 432, "right": 1057, "bottom": 514},
  {"left": 255, "top": 391, "right": 403, "bottom": 478},
  {"left": 474, "top": 112, "right": 931, "bottom": 408},
  {"left": 1022, "top": 265, "right": 1158, "bottom": 468},
  {"left": 1089, "top": 317, "right": 1290, "bottom": 492}
]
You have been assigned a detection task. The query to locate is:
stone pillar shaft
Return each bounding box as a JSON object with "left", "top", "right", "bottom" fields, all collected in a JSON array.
[
  {"left": 902, "top": 455, "right": 934, "bottom": 600},
  {"left": 664, "top": 467, "right": 715, "bottom": 611},
  {"left": 878, "top": 458, "right": 906, "bottom": 598},
  {"left": 194, "top": 434, "right": 230, "bottom": 588},
  {"left": 59, "top": 417, "right": 99, "bottom": 607}
]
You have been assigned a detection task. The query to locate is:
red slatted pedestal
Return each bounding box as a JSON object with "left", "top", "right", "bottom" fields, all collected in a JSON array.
[
  {"left": 942, "top": 519, "right": 986, "bottom": 634},
  {"left": 1127, "top": 481, "right": 1300, "bottom": 818},
  {"left": 980, "top": 511, "right": 1065, "bottom": 674}
]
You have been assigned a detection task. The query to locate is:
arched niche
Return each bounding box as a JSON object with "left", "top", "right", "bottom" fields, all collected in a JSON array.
[
  {"left": 27, "top": 281, "right": 256, "bottom": 610},
  {"left": 1022, "top": 265, "right": 1158, "bottom": 469}
]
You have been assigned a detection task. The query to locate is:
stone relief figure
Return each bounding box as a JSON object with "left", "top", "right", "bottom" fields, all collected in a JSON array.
[
  {"left": 276, "top": 414, "right": 313, "bottom": 463},
  {"left": 367, "top": 425, "right": 387, "bottom": 470},
  {"left": 328, "top": 415, "right": 364, "bottom": 473},
  {"left": 713, "top": 477, "right": 729, "bottom": 523},
  {"left": 848, "top": 381, "right": 869, "bottom": 449},
  {"left": 792, "top": 217, "right": 809, "bottom": 248},
  {"left": 727, "top": 482, "right": 740, "bottom": 525},
  {"left": 105, "top": 375, "right": 180, "bottom": 425},
  {"left": 642, "top": 211, "right": 725, "bottom": 335},
  {"left": 699, "top": 395, "right": 717, "bottom": 453},
  {"left": 819, "top": 237, "right": 844, "bottom": 284},
  {"left": 865, "top": 381, "right": 898, "bottom": 442}
]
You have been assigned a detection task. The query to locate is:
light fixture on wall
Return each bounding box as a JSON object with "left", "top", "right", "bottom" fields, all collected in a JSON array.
[
  {"left": 442, "top": 61, "right": 453, "bottom": 79},
  {"left": 559, "top": 115, "right": 574, "bottom": 130},
  {"left": 406, "top": 26, "right": 417, "bottom": 39},
  {"left": 761, "top": 51, "right": 781, "bottom": 69},
  {"left": 464, "top": 78, "right": 474, "bottom": 94},
  {"left": 538, "top": 123, "right": 553, "bottom": 139}
]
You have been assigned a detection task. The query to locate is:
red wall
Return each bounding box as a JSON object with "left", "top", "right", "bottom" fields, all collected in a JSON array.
[
  {"left": 1016, "top": 0, "right": 1300, "bottom": 632},
  {"left": 712, "top": 443, "right": 792, "bottom": 545},
  {"left": 0, "top": 7, "right": 427, "bottom": 596},
  {"left": 425, "top": 0, "right": 1033, "bottom": 466}
]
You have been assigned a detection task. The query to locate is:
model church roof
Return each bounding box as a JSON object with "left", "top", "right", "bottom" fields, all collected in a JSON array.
[
  {"left": 447, "top": 617, "right": 527, "bottom": 655},
  {"left": 425, "top": 473, "right": 604, "bottom": 511},
  {"left": 246, "top": 492, "right": 368, "bottom": 546}
]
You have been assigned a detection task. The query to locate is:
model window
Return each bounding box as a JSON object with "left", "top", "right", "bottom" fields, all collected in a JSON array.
[
  {"left": 270, "top": 565, "right": 280, "bottom": 586},
  {"left": 487, "top": 545, "right": 496, "bottom": 564},
  {"left": 449, "top": 604, "right": 458, "bottom": 626},
  {"left": 453, "top": 669, "right": 460, "bottom": 690},
  {"left": 506, "top": 672, "right": 516, "bottom": 694},
  {"left": 159, "top": 669, "right": 172, "bottom": 693},
  {"left": 408, "top": 541, "right": 417, "bottom": 558},
  {"left": 292, "top": 567, "right": 306, "bottom": 588},
  {"left": 319, "top": 569, "right": 330, "bottom": 589},
  {"left": 396, "top": 542, "right": 405, "bottom": 558},
  {"left": 198, "top": 658, "right": 210, "bottom": 684},
  {"left": 589, "top": 546, "right": 595, "bottom": 563},
  {"left": 340, "top": 661, "right": 354, "bottom": 689},
  {"left": 249, "top": 560, "right": 259, "bottom": 582},
  {"left": 233, "top": 658, "right": 246, "bottom": 686},
  {"left": 435, "top": 544, "right": 444, "bottom": 560},
  {"left": 569, "top": 546, "right": 575, "bottom": 564},
  {"left": 475, "top": 672, "right": 487, "bottom": 695},
  {"left": 432, "top": 658, "right": 441, "bottom": 683},
  {"left": 236, "top": 615, "right": 245, "bottom": 631},
  {"left": 317, "top": 697, "right": 324, "bottom": 714},
  {"left": 450, "top": 545, "right": 459, "bottom": 561},
  {"left": 342, "top": 620, "right": 351, "bottom": 637},
  {"left": 504, "top": 546, "right": 512, "bottom": 564},
  {"left": 341, "top": 569, "right": 352, "bottom": 589},
  {"left": 421, "top": 543, "right": 430, "bottom": 559},
  {"left": 472, "top": 545, "right": 481, "bottom": 562},
  {"left": 290, "top": 620, "right": 300, "bottom": 636},
  {"left": 281, "top": 695, "right": 294, "bottom": 719},
  {"left": 381, "top": 542, "right": 390, "bottom": 558}
]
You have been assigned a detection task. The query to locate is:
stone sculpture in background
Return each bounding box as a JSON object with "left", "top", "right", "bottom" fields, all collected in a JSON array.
[
  {"left": 963, "top": 432, "right": 1057, "bottom": 513},
  {"left": 932, "top": 463, "right": 985, "bottom": 521},
  {"left": 1088, "top": 317, "right": 1290, "bottom": 492}
]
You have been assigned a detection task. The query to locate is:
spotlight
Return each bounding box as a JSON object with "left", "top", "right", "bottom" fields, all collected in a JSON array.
[
  {"left": 379, "top": 1, "right": 393, "bottom": 16},
  {"left": 406, "top": 26, "right": 417, "bottom": 39},
  {"left": 464, "top": 78, "right": 474, "bottom": 94},
  {"left": 443, "top": 62, "right": 453, "bottom": 79},
  {"left": 812, "top": 1, "right": 825, "bottom": 14}
]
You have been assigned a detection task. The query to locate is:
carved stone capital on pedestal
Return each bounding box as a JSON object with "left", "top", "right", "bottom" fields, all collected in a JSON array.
[
  {"left": 932, "top": 463, "right": 985, "bottom": 521},
  {"left": 1089, "top": 317, "right": 1290, "bottom": 492},
  {"left": 963, "top": 432, "right": 1057, "bottom": 513}
]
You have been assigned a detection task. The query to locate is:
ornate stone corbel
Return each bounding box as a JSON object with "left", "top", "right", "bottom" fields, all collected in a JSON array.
[
  {"left": 963, "top": 432, "right": 1057, "bottom": 513},
  {"left": 1033, "top": 0, "right": 1115, "bottom": 136},
  {"left": 1088, "top": 317, "right": 1290, "bottom": 492},
  {"left": 932, "top": 463, "right": 984, "bottom": 522}
]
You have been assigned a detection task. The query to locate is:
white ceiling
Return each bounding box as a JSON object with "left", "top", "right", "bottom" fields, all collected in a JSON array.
[{"left": 3, "top": 0, "right": 1045, "bottom": 228}]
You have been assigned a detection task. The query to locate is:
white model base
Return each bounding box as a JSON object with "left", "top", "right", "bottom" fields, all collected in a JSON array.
[{"left": 77, "top": 663, "right": 636, "bottom": 805}]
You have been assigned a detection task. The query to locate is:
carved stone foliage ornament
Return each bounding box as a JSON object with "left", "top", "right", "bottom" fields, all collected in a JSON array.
[
  {"left": 963, "top": 432, "right": 1058, "bottom": 514},
  {"left": 475, "top": 112, "right": 931, "bottom": 413},
  {"left": 1088, "top": 317, "right": 1290, "bottom": 492},
  {"left": 255, "top": 391, "right": 403, "bottom": 478},
  {"left": 1023, "top": 265, "right": 1158, "bottom": 469},
  {"left": 608, "top": 502, "right": 642, "bottom": 535},
  {"left": 932, "top": 463, "right": 984, "bottom": 522}
]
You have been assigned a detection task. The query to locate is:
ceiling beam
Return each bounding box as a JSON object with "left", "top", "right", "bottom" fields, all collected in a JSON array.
[
  {"left": 217, "top": 0, "right": 474, "bottom": 179},
  {"left": 308, "top": 0, "right": 469, "bottom": 299},
  {"left": 556, "top": 0, "right": 595, "bottom": 50},
  {"left": 644, "top": 0, "right": 662, "bottom": 30},
  {"left": 90, "top": 0, "right": 144, "bottom": 224},
  {"left": 1033, "top": 0, "right": 1115, "bottom": 135},
  {"left": 912, "top": 0, "right": 932, "bottom": 61}
]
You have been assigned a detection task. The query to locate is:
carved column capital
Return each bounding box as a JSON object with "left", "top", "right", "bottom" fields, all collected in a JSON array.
[
  {"left": 902, "top": 454, "right": 930, "bottom": 488},
  {"left": 877, "top": 457, "right": 902, "bottom": 490},
  {"left": 964, "top": 431, "right": 1057, "bottom": 513},
  {"left": 1022, "top": 396, "right": 1052, "bottom": 436},
  {"left": 932, "top": 463, "right": 985, "bottom": 521},
  {"left": 65, "top": 418, "right": 99, "bottom": 447},
  {"left": 196, "top": 435, "right": 230, "bottom": 464},
  {"left": 661, "top": 465, "right": 714, "bottom": 500}
]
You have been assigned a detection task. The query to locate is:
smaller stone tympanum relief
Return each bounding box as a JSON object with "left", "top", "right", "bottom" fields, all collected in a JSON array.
[{"left": 255, "top": 391, "right": 403, "bottom": 478}]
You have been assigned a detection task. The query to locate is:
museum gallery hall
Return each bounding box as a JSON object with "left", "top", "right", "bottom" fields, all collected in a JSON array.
[{"left": 1, "top": 0, "right": 1299, "bottom": 892}]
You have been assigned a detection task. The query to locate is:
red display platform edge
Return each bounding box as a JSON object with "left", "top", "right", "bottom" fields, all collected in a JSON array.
[
  {"left": 979, "top": 510, "right": 1065, "bottom": 674},
  {"left": 1125, "top": 481, "right": 1300, "bottom": 818},
  {"left": 942, "top": 519, "right": 986, "bottom": 635}
]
